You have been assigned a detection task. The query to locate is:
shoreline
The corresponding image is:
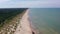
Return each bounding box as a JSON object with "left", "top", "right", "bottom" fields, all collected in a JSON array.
[
  {"left": 27, "top": 9, "right": 38, "bottom": 34},
  {"left": 28, "top": 15, "right": 38, "bottom": 34},
  {"left": 14, "top": 9, "right": 37, "bottom": 34}
]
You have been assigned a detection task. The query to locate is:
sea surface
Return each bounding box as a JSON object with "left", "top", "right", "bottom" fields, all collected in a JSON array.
[{"left": 29, "top": 8, "right": 60, "bottom": 34}]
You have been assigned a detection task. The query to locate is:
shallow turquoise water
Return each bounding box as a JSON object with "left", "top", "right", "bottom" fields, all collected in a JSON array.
[{"left": 29, "top": 8, "right": 60, "bottom": 34}]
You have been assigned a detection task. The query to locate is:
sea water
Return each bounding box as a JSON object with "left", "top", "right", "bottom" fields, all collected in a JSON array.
[{"left": 29, "top": 8, "right": 60, "bottom": 34}]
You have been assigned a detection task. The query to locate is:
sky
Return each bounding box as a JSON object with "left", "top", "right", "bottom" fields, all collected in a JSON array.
[{"left": 0, "top": 0, "right": 60, "bottom": 8}]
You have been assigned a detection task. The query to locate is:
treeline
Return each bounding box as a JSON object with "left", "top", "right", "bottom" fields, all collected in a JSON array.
[{"left": 0, "top": 8, "right": 28, "bottom": 24}]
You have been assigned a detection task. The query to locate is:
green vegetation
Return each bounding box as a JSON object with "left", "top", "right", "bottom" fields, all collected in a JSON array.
[{"left": 0, "top": 8, "right": 28, "bottom": 27}]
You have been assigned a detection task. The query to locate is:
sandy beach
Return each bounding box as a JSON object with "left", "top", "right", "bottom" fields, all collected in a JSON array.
[
  {"left": 0, "top": 9, "right": 36, "bottom": 34},
  {"left": 14, "top": 9, "right": 33, "bottom": 34}
]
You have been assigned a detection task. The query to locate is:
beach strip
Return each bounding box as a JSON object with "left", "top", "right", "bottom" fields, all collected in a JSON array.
[{"left": 14, "top": 9, "right": 33, "bottom": 34}]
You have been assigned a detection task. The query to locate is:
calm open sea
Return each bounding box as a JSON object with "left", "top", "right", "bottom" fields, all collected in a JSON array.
[{"left": 29, "top": 8, "right": 60, "bottom": 34}]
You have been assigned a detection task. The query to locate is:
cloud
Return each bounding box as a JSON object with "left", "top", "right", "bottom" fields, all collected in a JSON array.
[
  {"left": 0, "top": 0, "right": 60, "bottom": 8},
  {"left": 0, "top": 0, "right": 11, "bottom": 3}
]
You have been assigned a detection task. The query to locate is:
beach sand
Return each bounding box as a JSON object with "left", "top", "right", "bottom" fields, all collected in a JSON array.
[
  {"left": 0, "top": 9, "right": 36, "bottom": 34},
  {"left": 0, "top": 9, "right": 25, "bottom": 34},
  {"left": 14, "top": 10, "right": 33, "bottom": 34}
]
